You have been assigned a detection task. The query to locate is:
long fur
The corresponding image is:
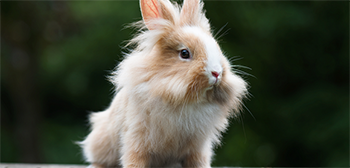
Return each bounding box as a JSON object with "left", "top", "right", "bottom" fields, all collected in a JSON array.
[{"left": 80, "top": 0, "right": 248, "bottom": 167}]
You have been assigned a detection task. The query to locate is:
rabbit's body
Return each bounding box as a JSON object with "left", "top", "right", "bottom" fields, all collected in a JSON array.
[
  {"left": 80, "top": 0, "right": 248, "bottom": 167},
  {"left": 83, "top": 88, "right": 227, "bottom": 167}
]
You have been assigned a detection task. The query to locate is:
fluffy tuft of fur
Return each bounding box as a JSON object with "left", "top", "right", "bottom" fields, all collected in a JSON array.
[{"left": 80, "top": 0, "right": 248, "bottom": 167}]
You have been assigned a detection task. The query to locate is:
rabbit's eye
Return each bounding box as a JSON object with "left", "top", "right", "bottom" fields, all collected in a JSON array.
[{"left": 180, "top": 49, "right": 191, "bottom": 59}]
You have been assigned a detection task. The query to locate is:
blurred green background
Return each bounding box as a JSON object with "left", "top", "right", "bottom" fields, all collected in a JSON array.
[{"left": 1, "top": 0, "right": 349, "bottom": 167}]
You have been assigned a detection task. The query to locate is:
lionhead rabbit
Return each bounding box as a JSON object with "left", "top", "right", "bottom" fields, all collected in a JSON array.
[{"left": 80, "top": 0, "right": 248, "bottom": 167}]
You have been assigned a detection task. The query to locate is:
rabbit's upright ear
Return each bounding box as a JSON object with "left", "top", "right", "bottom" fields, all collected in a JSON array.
[
  {"left": 180, "top": 0, "right": 201, "bottom": 26},
  {"left": 140, "top": 0, "right": 161, "bottom": 29},
  {"left": 140, "top": 0, "right": 175, "bottom": 30}
]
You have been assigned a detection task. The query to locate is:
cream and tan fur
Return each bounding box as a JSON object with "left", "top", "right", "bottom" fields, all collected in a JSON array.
[{"left": 80, "top": 0, "right": 248, "bottom": 167}]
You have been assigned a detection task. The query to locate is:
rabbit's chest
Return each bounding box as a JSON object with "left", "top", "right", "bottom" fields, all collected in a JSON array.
[
  {"left": 146, "top": 103, "right": 223, "bottom": 151},
  {"left": 150, "top": 104, "right": 218, "bottom": 132}
]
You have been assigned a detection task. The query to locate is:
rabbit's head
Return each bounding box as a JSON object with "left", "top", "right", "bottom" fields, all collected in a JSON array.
[{"left": 115, "top": 0, "right": 247, "bottom": 113}]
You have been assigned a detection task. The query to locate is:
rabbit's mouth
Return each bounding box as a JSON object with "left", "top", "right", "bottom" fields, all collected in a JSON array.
[
  {"left": 207, "top": 79, "right": 220, "bottom": 90},
  {"left": 208, "top": 73, "right": 221, "bottom": 89}
]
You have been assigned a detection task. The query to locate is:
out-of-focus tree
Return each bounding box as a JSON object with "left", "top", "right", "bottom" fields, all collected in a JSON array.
[{"left": 2, "top": 1, "right": 78, "bottom": 163}]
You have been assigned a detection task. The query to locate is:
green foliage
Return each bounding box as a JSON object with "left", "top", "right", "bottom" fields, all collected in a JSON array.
[{"left": 1, "top": 0, "right": 348, "bottom": 167}]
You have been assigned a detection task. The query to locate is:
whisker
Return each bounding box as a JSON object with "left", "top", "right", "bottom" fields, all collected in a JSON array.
[
  {"left": 214, "top": 22, "right": 229, "bottom": 39},
  {"left": 228, "top": 56, "right": 243, "bottom": 63},
  {"left": 239, "top": 99, "right": 256, "bottom": 121},
  {"left": 232, "top": 69, "right": 250, "bottom": 75},
  {"left": 247, "top": 92, "right": 254, "bottom": 99},
  {"left": 232, "top": 68, "right": 256, "bottom": 78},
  {"left": 216, "top": 28, "right": 231, "bottom": 42},
  {"left": 240, "top": 114, "right": 247, "bottom": 144},
  {"left": 231, "top": 65, "right": 252, "bottom": 70}
]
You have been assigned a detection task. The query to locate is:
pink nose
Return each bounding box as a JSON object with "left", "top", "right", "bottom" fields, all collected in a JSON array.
[{"left": 211, "top": 71, "right": 220, "bottom": 78}]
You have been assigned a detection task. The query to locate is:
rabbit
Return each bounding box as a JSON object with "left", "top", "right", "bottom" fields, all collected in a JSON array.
[{"left": 79, "top": 0, "right": 248, "bottom": 167}]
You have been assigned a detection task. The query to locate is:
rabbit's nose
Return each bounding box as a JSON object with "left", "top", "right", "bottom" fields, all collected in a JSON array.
[{"left": 211, "top": 71, "right": 220, "bottom": 78}]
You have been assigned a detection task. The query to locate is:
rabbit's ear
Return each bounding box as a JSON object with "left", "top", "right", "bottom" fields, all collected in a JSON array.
[
  {"left": 140, "top": 0, "right": 161, "bottom": 30},
  {"left": 180, "top": 0, "right": 201, "bottom": 25},
  {"left": 140, "top": 0, "right": 161, "bottom": 24}
]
